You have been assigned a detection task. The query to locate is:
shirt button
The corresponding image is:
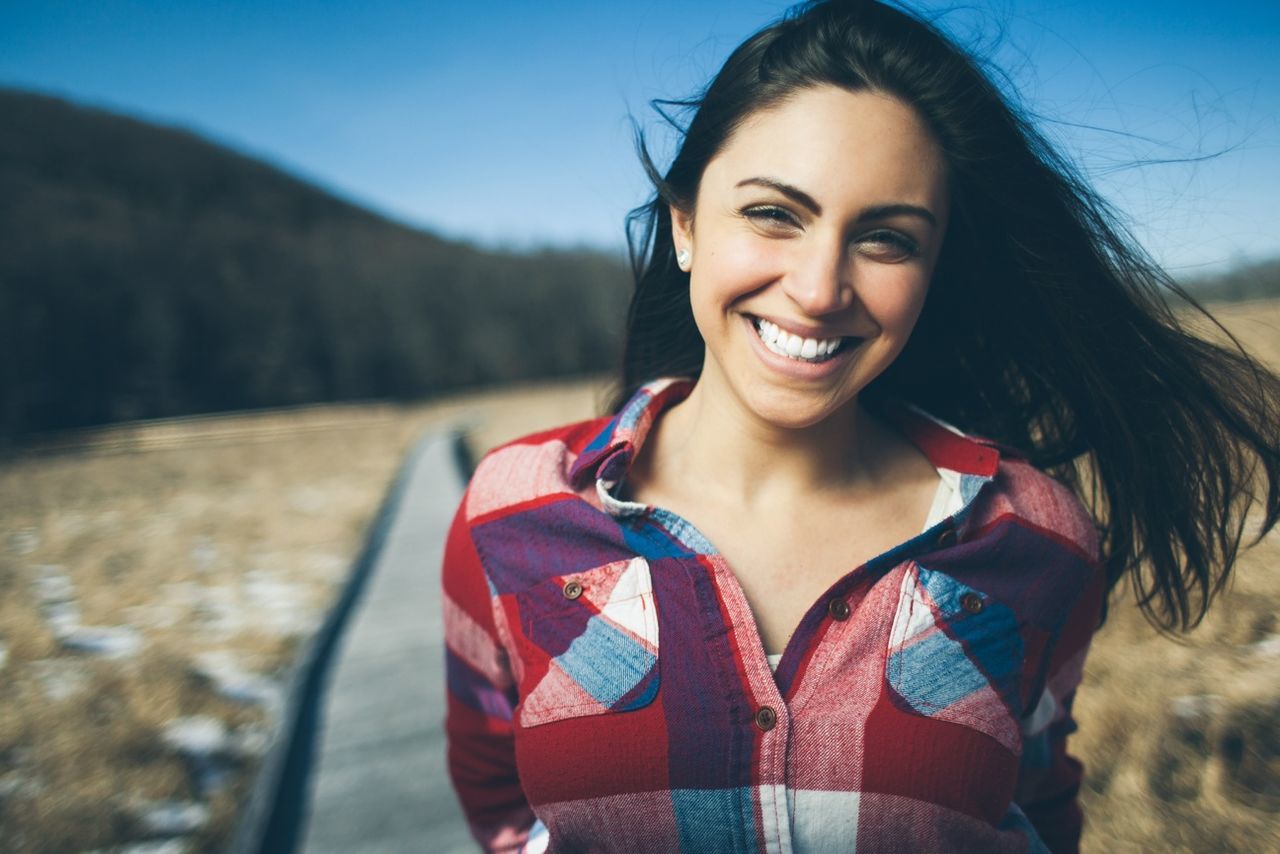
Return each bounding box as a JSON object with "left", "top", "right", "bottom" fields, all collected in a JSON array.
[
  {"left": 938, "top": 528, "right": 958, "bottom": 547},
  {"left": 960, "top": 592, "right": 984, "bottom": 614},
  {"left": 754, "top": 706, "right": 777, "bottom": 731},
  {"left": 562, "top": 580, "right": 584, "bottom": 600},
  {"left": 828, "top": 598, "right": 851, "bottom": 621}
]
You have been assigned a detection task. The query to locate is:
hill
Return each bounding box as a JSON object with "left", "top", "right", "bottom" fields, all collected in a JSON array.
[
  {"left": 0, "top": 88, "right": 631, "bottom": 439},
  {"left": 1181, "top": 257, "right": 1280, "bottom": 304}
]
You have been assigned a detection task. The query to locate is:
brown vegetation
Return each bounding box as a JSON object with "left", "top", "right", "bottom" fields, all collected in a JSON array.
[
  {"left": 1072, "top": 299, "right": 1280, "bottom": 851},
  {"left": 0, "top": 380, "right": 609, "bottom": 853}
]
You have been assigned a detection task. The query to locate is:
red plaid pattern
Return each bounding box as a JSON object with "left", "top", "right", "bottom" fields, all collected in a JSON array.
[{"left": 443, "top": 377, "right": 1105, "bottom": 853}]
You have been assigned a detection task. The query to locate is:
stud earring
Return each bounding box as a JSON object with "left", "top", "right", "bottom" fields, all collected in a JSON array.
[{"left": 677, "top": 249, "right": 690, "bottom": 270}]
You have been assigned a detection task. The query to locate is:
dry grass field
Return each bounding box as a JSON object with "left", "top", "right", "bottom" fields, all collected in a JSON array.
[
  {"left": 0, "top": 380, "right": 610, "bottom": 853},
  {"left": 0, "top": 299, "right": 1277, "bottom": 852},
  {"left": 1072, "top": 299, "right": 1280, "bottom": 852}
]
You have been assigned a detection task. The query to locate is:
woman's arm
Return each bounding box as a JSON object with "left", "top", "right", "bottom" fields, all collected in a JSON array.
[{"left": 441, "top": 491, "right": 535, "bottom": 852}]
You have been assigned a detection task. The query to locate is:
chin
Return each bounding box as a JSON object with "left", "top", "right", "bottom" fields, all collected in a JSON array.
[{"left": 740, "top": 383, "right": 857, "bottom": 431}]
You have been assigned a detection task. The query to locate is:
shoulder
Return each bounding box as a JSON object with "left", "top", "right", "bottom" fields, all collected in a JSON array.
[
  {"left": 460, "top": 414, "right": 612, "bottom": 524},
  {"left": 971, "top": 454, "right": 1101, "bottom": 566},
  {"left": 889, "top": 398, "right": 1100, "bottom": 565}
]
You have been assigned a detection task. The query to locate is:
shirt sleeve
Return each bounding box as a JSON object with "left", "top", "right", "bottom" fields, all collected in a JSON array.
[
  {"left": 1014, "top": 558, "right": 1107, "bottom": 854},
  {"left": 441, "top": 489, "right": 536, "bottom": 852}
]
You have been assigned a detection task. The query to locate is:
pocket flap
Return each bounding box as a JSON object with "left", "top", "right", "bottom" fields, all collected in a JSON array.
[
  {"left": 516, "top": 556, "right": 660, "bottom": 727},
  {"left": 885, "top": 562, "right": 1023, "bottom": 751}
]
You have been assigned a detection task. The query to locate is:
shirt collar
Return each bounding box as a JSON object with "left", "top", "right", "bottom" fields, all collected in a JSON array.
[
  {"left": 568, "top": 376, "right": 694, "bottom": 492},
  {"left": 569, "top": 376, "right": 1004, "bottom": 516}
]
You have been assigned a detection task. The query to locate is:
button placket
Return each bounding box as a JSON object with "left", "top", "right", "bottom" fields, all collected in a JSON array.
[{"left": 750, "top": 693, "right": 793, "bottom": 852}]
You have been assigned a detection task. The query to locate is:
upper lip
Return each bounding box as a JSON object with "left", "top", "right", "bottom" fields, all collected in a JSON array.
[{"left": 748, "top": 313, "right": 862, "bottom": 341}]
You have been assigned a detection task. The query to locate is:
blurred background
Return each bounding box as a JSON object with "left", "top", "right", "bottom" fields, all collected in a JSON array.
[{"left": 0, "top": 1, "right": 1277, "bottom": 852}]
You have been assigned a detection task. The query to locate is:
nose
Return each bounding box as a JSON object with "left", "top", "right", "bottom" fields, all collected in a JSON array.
[{"left": 780, "top": 237, "right": 854, "bottom": 317}]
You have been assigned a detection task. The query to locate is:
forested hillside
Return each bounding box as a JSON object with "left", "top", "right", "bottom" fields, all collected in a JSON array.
[
  {"left": 1181, "top": 257, "right": 1280, "bottom": 304},
  {"left": 0, "top": 88, "right": 631, "bottom": 439}
]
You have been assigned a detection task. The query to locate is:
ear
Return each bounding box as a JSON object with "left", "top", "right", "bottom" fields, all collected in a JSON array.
[{"left": 669, "top": 203, "right": 694, "bottom": 258}]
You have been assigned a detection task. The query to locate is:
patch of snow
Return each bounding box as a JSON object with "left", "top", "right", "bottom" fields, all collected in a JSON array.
[
  {"left": 220, "top": 672, "right": 283, "bottom": 709},
  {"left": 31, "top": 567, "right": 75, "bottom": 602},
  {"left": 60, "top": 625, "right": 143, "bottom": 659},
  {"left": 132, "top": 800, "right": 210, "bottom": 836},
  {"left": 1170, "top": 693, "right": 1223, "bottom": 722},
  {"left": 161, "top": 716, "right": 227, "bottom": 760},
  {"left": 32, "top": 566, "right": 82, "bottom": 638},
  {"left": 30, "top": 659, "right": 90, "bottom": 701},
  {"left": 190, "top": 649, "right": 244, "bottom": 677},
  {"left": 1251, "top": 634, "right": 1280, "bottom": 658},
  {"left": 115, "top": 841, "right": 190, "bottom": 854},
  {"left": 42, "top": 601, "right": 82, "bottom": 638},
  {"left": 8, "top": 529, "right": 40, "bottom": 555},
  {"left": 244, "top": 570, "right": 319, "bottom": 638},
  {"left": 190, "top": 651, "right": 283, "bottom": 711}
]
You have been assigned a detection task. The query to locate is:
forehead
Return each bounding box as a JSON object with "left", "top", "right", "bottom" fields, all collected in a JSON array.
[{"left": 702, "top": 85, "right": 948, "bottom": 210}]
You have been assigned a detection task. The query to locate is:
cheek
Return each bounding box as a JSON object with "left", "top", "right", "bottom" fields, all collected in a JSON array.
[
  {"left": 858, "top": 267, "right": 931, "bottom": 333},
  {"left": 692, "top": 232, "right": 780, "bottom": 310}
]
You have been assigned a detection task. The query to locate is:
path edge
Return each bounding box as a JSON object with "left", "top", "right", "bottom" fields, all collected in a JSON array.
[{"left": 229, "top": 427, "right": 469, "bottom": 854}]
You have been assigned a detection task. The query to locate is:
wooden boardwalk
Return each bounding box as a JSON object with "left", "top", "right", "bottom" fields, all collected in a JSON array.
[{"left": 298, "top": 430, "right": 475, "bottom": 853}]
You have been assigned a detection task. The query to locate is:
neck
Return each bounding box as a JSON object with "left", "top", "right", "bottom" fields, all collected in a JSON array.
[{"left": 649, "top": 373, "right": 895, "bottom": 511}]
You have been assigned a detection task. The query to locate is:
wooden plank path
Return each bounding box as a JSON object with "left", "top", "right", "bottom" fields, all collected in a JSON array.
[
  {"left": 233, "top": 429, "right": 478, "bottom": 853},
  {"left": 300, "top": 430, "right": 475, "bottom": 853}
]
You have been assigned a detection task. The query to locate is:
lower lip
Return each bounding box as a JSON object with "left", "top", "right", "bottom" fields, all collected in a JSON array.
[{"left": 741, "top": 314, "right": 861, "bottom": 381}]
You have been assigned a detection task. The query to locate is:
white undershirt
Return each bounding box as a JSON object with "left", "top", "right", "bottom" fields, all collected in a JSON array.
[{"left": 766, "top": 470, "right": 960, "bottom": 671}]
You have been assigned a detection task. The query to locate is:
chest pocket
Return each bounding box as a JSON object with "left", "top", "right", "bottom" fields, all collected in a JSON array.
[
  {"left": 513, "top": 556, "right": 660, "bottom": 728},
  {"left": 884, "top": 561, "right": 1024, "bottom": 752}
]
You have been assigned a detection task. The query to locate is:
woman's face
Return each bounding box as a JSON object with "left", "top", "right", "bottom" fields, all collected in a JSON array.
[{"left": 672, "top": 85, "right": 949, "bottom": 431}]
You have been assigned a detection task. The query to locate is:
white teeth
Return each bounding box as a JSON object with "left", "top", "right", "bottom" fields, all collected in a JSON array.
[{"left": 753, "top": 318, "right": 846, "bottom": 363}]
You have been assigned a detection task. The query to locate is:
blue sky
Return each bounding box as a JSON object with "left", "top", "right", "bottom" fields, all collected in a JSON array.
[{"left": 3, "top": 1, "right": 1277, "bottom": 274}]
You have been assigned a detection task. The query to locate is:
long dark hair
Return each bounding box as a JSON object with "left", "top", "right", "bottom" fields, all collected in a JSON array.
[{"left": 611, "top": 0, "right": 1280, "bottom": 633}]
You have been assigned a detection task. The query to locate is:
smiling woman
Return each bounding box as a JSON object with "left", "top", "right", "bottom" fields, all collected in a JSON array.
[
  {"left": 440, "top": 2, "right": 1280, "bottom": 852},
  {"left": 671, "top": 86, "right": 946, "bottom": 432}
]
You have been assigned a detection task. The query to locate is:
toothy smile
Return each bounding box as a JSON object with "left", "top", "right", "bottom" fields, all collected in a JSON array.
[{"left": 751, "top": 317, "right": 857, "bottom": 363}]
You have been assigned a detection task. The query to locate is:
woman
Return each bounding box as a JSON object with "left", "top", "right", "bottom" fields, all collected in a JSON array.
[{"left": 442, "top": 2, "right": 1280, "bottom": 851}]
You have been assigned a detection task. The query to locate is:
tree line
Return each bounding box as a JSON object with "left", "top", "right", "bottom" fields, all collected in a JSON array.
[{"left": 0, "top": 88, "right": 632, "bottom": 441}]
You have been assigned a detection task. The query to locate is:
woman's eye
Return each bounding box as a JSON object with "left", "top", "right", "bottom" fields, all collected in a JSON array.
[
  {"left": 742, "top": 205, "right": 800, "bottom": 230},
  {"left": 857, "top": 230, "right": 919, "bottom": 261}
]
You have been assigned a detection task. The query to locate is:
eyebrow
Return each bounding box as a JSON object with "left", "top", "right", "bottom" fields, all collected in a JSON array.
[{"left": 734, "top": 176, "right": 938, "bottom": 227}]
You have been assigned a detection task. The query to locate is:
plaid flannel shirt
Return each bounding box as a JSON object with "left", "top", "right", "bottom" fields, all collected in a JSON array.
[{"left": 443, "top": 377, "right": 1105, "bottom": 853}]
